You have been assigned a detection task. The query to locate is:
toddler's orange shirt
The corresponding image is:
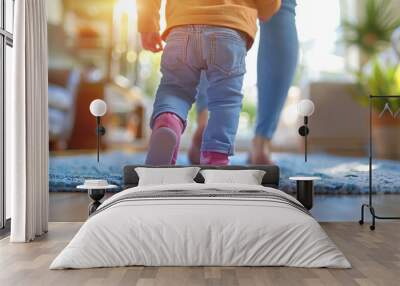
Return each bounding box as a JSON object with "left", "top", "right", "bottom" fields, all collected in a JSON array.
[{"left": 137, "top": 0, "right": 281, "bottom": 48}]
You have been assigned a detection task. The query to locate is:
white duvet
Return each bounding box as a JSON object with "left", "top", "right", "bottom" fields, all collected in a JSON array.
[{"left": 50, "top": 183, "right": 350, "bottom": 269}]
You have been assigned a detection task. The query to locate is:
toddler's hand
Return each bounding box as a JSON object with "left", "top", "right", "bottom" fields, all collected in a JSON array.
[{"left": 141, "top": 32, "right": 163, "bottom": 53}]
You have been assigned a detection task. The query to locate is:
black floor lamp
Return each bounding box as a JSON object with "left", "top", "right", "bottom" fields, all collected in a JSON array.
[
  {"left": 289, "top": 99, "right": 319, "bottom": 210},
  {"left": 89, "top": 99, "right": 107, "bottom": 163},
  {"left": 82, "top": 99, "right": 113, "bottom": 215},
  {"left": 297, "top": 99, "right": 315, "bottom": 162}
]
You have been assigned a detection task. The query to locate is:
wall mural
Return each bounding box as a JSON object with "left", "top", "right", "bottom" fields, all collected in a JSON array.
[{"left": 46, "top": 0, "right": 400, "bottom": 197}]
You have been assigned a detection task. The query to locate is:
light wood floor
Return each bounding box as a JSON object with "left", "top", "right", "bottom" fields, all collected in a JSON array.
[{"left": 1, "top": 222, "right": 400, "bottom": 286}]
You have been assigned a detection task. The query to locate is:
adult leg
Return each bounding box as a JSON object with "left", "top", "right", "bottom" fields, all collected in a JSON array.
[
  {"left": 188, "top": 71, "right": 209, "bottom": 164},
  {"left": 252, "top": 0, "right": 299, "bottom": 164}
]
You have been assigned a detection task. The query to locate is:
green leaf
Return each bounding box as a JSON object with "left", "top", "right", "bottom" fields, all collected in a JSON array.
[{"left": 340, "top": 0, "right": 400, "bottom": 60}]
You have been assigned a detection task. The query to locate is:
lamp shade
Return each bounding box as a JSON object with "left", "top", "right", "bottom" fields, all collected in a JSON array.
[
  {"left": 90, "top": 99, "right": 107, "bottom": 117},
  {"left": 297, "top": 99, "right": 315, "bottom": 117}
]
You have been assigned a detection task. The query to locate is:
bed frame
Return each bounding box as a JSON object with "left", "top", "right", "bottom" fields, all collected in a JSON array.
[{"left": 123, "top": 165, "right": 280, "bottom": 189}]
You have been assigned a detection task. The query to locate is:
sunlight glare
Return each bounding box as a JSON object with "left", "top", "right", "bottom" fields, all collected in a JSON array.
[{"left": 114, "top": 0, "right": 137, "bottom": 21}]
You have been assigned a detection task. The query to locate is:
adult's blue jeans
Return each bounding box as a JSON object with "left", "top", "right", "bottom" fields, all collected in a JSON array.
[
  {"left": 195, "top": 0, "right": 298, "bottom": 139},
  {"left": 152, "top": 25, "right": 247, "bottom": 155}
]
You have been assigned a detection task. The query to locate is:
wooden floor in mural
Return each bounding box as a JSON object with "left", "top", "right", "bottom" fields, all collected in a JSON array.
[{"left": 1, "top": 222, "right": 400, "bottom": 286}]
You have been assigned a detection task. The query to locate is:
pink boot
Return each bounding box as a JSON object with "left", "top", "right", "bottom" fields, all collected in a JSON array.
[
  {"left": 200, "top": 151, "right": 229, "bottom": 166},
  {"left": 145, "top": 113, "right": 184, "bottom": 165}
]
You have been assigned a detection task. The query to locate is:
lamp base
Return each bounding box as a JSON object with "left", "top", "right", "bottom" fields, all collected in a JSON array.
[{"left": 88, "top": 189, "right": 105, "bottom": 215}]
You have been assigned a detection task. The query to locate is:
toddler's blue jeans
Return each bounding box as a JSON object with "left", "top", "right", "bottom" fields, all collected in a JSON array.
[{"left": 151, "top": 25, "right": 247, "bottom": 155}]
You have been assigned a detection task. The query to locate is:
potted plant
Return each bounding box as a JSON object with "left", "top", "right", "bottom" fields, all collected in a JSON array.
[{"left": 357, "top": 61, "right": 400, "bottom": 159}]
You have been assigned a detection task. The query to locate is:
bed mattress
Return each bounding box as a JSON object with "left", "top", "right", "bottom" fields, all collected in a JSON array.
[{"left": 50, "top": 183, "right": 350, "bottom": 269}]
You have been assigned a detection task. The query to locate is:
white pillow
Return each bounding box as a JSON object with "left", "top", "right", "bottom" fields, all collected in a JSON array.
[
  {"left": 135, "top": 167, "right": 201, "bottom": 186},
  {"left": 200, "top": 169, "right": 266, "bottom": 185}
]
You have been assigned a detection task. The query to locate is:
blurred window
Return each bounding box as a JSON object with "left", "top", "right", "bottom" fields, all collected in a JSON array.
[{"left": 296, "top": 0, "right": 348, "bottom": 81}]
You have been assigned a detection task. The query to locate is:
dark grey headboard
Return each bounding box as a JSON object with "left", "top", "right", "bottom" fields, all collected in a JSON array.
[{"left": 123, "top": 165, "right": 280, "bottom": 189}]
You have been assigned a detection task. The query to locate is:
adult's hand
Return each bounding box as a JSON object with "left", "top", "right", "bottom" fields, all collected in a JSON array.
[{"left": 141, "top": 32, "right": 163, "bottom": 53}]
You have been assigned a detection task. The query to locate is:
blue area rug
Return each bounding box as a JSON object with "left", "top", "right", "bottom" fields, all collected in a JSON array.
[{"left": 49, "top": 151, "right": 400, "bottom": 194}]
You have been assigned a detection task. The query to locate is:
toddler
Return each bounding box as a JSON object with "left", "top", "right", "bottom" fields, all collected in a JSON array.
[{"left": 138, "top": 0, "right": 281, "bottom": 165}]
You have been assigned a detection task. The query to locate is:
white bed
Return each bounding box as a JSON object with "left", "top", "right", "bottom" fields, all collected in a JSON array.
[{"left": 50, "top": 183, "right": 350, "bottom": 269}]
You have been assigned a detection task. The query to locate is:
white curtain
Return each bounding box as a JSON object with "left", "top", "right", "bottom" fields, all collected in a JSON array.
[{"left": 7, "top": 0, "right": 49, "bottom": 242}]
